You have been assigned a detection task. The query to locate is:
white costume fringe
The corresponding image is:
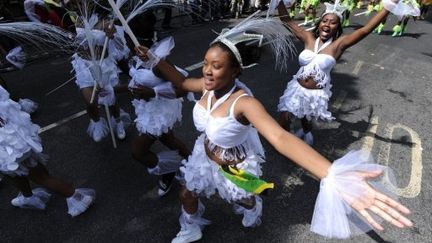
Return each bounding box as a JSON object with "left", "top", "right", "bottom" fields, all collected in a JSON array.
[
  {"left": 0, "top": 87, "right": 46, "bottom": 176},
  {"left": 311, "top": 150, "right": 392, "bottom": 238},
  {"left": 132, "top": 97, "right": 183, "bottom": 136},
  {"left": 278, "top": 79, "right": 334, "bottom": 121},
  {"left": 71, "top": 54, "right": 120, "bottom": 89},
  {"left": 180, "top": 134, "right": 265, "bottom": 202},
  {"left": 18, "top": 98, "right": 38, "bottom": 114},
  {"left": 66, "top": 188, "right": 96, "bottom": 217},
  {"left": 87, "top": 118, "right": 109, "bottom": 141}
]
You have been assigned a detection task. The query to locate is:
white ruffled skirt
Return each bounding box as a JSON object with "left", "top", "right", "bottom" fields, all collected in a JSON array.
[
  {"left": 0, "top": 99, "right": 45, "bottom": 176},
  {"left": 278, "top": 79, "right": 334, "bottom": 121},
  {"left": 180, "top": 134, "right": 265, "bottom": 202},
  {"left": 0, "top": 151, "right": 48, "bottom": 177},
  {"left": 71, "top": 54, "right": 119, "bottom": 89},
  {"left": 132, "top": 97, "right": 183, "bottom": 136}
]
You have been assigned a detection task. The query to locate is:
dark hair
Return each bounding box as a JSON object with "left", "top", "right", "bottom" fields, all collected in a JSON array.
[
  {"left": 209, "top": 41, "right": 261, "bottom": 69},
  {"left": 313, "top": 13, "right": 343, "bottom": 39}
]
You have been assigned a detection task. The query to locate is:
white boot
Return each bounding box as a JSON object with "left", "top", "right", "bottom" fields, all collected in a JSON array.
[
  {"left": 233, "top": 196, "right": 263, "bottom": 227},
  {"left": 172, "top": 201, "right": 210, "bottom": 243},
  {"left": 303, "top": 132, "right": 314, "bottom": 145},
  {"left": 11, "top": 188, "right": 51, "bottom": 210},
  {"left": 66, "top": 188, "right": 96, "bottom": 217},
  {"left": 87, "top": 118, "right": 109, "bottom": 142}
]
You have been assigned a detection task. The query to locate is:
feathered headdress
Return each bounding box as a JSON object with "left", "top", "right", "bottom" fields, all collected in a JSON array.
[
  {"left": 211, "top": 11, "right": 296, "bottom": 71},
  {"left": 322, "top": 0, "right": 347, "bottom": 21}
]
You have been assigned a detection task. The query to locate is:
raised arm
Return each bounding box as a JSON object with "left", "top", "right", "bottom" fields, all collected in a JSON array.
[
  {"left": 135, "top": 45, "right": 203, "bottom": 93},
  {"left": 236, "top": 96, "right": 413, "bottom": 234},
  {"left": 337, "top": 9, "right": 390, "bottom": 52},
  {"left": 277, "top": 1, "right": 314, "bottom": 45}
]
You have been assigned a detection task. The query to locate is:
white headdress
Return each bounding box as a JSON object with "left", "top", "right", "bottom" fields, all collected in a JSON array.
[
  {"left": 211, "top": 11, "right": 296, "bottom": 71},
  {"left": 322, "top": 0, "right": 347, "bottom": 21}
]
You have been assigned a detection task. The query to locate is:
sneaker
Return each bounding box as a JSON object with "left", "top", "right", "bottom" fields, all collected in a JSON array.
[
  {"left": 171, "top": 222, "right": 202, "bottom": 243},
  {"left": 116, "top": 120, "right": 126, "bottom": 140},
  {"left": 11, "top": 188, "right": 51, "bottom": 210},
  {"left": 158, "top": 172, "right": 176, "bottom": 196},
  {"left": 66, "top": 188, "right": 96, "bottom": 217},
  {"left": 303, "top": 132, "right": 314, "bottom": 145}
]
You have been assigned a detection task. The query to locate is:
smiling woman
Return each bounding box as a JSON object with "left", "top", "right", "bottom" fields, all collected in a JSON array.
[
  {"left": 133, "top": 10, "right": 413, "bottom": 243},
  {"left": 276, "top": 0, "right": 414, "bottom": 145}
]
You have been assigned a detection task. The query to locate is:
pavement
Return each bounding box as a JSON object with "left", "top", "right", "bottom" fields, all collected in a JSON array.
[{"left": 0, "top": 7, "right": 431, "bottom": 243}]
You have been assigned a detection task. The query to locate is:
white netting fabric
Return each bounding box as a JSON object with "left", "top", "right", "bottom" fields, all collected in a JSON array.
[{"left": 311, "top": 150, "right": 396, "bottom": 238}]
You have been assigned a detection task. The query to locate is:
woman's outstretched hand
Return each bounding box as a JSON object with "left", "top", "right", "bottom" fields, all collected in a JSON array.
[
  {"left": 341, "top": 171, "right": 413, "bottom": 231},
  {"left": 311, "top": 150, "right": 413, "bottom": 238}
]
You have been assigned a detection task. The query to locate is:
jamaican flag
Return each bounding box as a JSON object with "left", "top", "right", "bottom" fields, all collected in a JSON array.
[{"left": 220, "top": 165, "right": 274, "bottom": 194}]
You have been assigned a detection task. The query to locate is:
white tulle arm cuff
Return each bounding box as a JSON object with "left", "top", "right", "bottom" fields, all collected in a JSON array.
[
  {"left": 310, "top": 150, "right": 387, "bottom": 239},
  {"left": 382, "top": 0, "right": 420, "bottom": 18}
]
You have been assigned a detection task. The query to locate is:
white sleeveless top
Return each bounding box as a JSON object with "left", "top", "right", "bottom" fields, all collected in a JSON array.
[
  {"left": 295, "top": 38, "right": 336, "bottom": 88},
  {"left": 192, "top": 80, "right": 264, "bottom": 162}
]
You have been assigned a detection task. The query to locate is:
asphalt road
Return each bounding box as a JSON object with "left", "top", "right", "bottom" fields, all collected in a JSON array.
[{"left": 1, "top": 9, "right": 431, "bottom": 243}]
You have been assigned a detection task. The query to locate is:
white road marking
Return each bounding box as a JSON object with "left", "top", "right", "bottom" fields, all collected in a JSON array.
[
  {"left": 352, "top": 60, "right": 364, "bottom": 75},
  {"left": 361, "top": 115, "right": 379, "bottom": 152},
  {"left": 379, "top": 123, "right": 423, "bottom": 198},
  {"left": 39, "top": 110, "right": 87, "bottom": 134}
]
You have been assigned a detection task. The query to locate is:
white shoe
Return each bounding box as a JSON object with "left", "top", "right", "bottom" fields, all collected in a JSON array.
[
  {"left": 233, "top": 197, "right": 263, "bottom": 227},
  {"left": 157, "top": 172, "right": 176, "bottom": 197},
  {"left": 171, "top": 222, "right": 202, "bottom": 243},
  {"left": 11, "top": 188, "right": 51, "bottom": 210},
  {"left": 87, "top": 118, "right": 108, "bottom": 142},
  {"left": 303, "top": 132, "right": 314, "bottom": 145},
  {"left": 115, "top": 120, "right": 126, "bottom": 140},
  {"left": 66, "top": 188, "right": 96, "bottom": 217}
]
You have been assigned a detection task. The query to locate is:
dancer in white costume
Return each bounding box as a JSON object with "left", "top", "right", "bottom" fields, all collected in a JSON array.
[
  {"left": 129, "top": 37, "right": 191, "bottom": 196},
  {"left": 276, "top": 0, "right": 418, "bottom": 145},
  {"left": 0, "top": 86, "right": 95, "bottom": 217},
  {"left": 134, "top": 13, "right": 413, "bottom": 243},
  {"left": 71, "top": 2, "right": 129, "bottom": 142}
]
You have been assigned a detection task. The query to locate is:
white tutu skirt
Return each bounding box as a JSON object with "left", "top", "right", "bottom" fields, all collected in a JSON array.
[
  {"left": 71, "top": 54, "right": 119, "bottom": 89},
  {"left": 0, "top": 98, "right": 44, "bottom": 176},
  {"left": 1, "top": 152, "right": 48, "bottom": 177},
  {"left": 278, "top": 79, "right": 334, "bottom": 121},
  {"left": 132, "top": 97, "right": 183, "bottom": 136},
  {"left": 180, "top": 134, "right": 265, "bottom": 202}
]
